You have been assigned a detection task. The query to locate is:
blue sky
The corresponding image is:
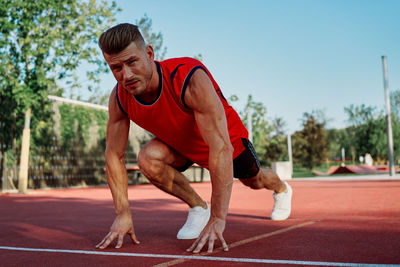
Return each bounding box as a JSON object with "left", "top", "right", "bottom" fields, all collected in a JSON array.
[{"left": 97, "top": 0, "right": 400, "bottom": 134}]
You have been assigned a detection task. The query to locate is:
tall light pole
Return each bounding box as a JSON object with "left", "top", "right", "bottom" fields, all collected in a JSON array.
[{"left": 381, "top": 56, "right": 395, "bottom": 176}]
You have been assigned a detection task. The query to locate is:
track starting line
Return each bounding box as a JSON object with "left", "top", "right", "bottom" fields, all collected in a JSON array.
[{"left": 0, "top": 246, "right": 398, "bottom": 267}]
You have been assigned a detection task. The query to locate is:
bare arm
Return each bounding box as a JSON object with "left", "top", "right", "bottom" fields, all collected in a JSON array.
[
  {"left": 185, "top": 69, "right": 234, "bottom": 253},
  {"left": 105, "top": 87, "right": 130, "bottom": 215},
  {"left": 96, "top": 86, "right": 139, "bottom": 249}
]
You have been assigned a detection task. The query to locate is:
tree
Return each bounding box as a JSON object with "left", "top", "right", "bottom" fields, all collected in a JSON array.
[
  {"left": 344, "top": 104, "right": 399, "bottom": 164},
  {"left": 391, "top": 89, "right": 400, "bottom": 118},
  {"left": 136, "top": 14, "right": 167, "bottom": 61},
  {"left": 239, "top": 95, "right": 272, "bottom": 165},
  {"left": 229, "top": 94, "right": 287, "bottom": 165},
  {"left": 266, "top": 117, "right": 288, "bottom": 163},
  {"left": 327, "top": 128, "right": 353, "bottom": 162},
  {"left": 344, "top": 104, "right": 377, "bottom": 126},
  {"left": 391, "top": 114, "right": 400, "bottom": 163},
  {"left": 0, "top": 0, "right": 119, "bottom": 182},
  {"left": 293, "top": 111, "right": 329, "bottom": 169}
]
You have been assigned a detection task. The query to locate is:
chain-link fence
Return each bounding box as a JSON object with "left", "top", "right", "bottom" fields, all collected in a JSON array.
[{"left": 0, "top": 137, "right": 142, "bottom": 192}]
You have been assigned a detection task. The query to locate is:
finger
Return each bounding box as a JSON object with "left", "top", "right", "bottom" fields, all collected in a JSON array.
[
  {"left": 115, "top": 233, "right": 124, "bottom": 249},
  {"left": 130, "top": 232, "right": 140, "bottom": 244},
  {"left": 96, "top": 232, "right": 111, "bottom": 248},
  {"left": 207, "top": 235, "right": 215, "bottom": 253},
  {"left": 193, "top": 235, "right": 208, "bottom": 253},
  {"left": 187, "top": 237, "right": 201, "bottom": 252},
  {"left": 217, "top": 233, "right": 229, "bottom": 252},
  {"left": 99, "top": 232, "right": 117, "bottom": 249}
]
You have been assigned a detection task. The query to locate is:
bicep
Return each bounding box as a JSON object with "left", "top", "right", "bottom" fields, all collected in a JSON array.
[{"left": 185, "top": 70, "right": 231, "bottom": 149}]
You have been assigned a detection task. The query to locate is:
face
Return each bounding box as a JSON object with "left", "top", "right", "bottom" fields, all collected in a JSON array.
[{"left": 104, "top": 42, "right": 154, "bottom": 95}]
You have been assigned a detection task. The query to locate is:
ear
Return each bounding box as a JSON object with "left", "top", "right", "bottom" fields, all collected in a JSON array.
[{"left": 145, "top": 45, "right": 155, "bottom": 61}]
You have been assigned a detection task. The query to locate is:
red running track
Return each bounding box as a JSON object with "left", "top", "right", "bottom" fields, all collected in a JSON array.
[{"left": 1, "top": 178, "right": 400, "bottom": 266}]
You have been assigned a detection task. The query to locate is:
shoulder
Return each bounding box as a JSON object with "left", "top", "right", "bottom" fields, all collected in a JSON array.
[
  {"left": 160, "top": 57, "right": 203, "bottom": 67},
  {"left": 159, "top": 57, "right": 215, "bottom": 109},
  {"left": 159, "top": 57, "right": 208, "bottom": 86},
  {"left": 108, "top": 84, "right": 128, "bottom": 119},
  {"left": 184, "top": 67, "right": 218, "bottom": 111},
  {"left": 159, "top": 57, "right": 206, "bottom": 77},
  {"left": 108, "top": 85, "right": 117, "bottom": 105}
]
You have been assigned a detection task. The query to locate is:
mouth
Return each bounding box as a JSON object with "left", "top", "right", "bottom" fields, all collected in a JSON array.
[{"left": 125, "top": 79, "right": 139, "bottom": 88}]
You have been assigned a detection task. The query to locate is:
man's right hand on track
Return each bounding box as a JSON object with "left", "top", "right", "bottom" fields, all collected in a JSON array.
[
  {"left": 96, "top": 212, "right": 140, "bottom": 249},
  {"left": 186, "top": 216, "right": 228, "bottom": 253}
]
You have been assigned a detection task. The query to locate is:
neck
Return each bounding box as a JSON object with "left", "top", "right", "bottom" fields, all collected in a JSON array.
[{"left": 137, "top": 62, "right": 160, "bottom": 103}]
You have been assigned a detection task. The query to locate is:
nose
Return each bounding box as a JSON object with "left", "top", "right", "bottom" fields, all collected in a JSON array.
[{"left": 123, "top": 65, "right": 134, "bottom": 81}]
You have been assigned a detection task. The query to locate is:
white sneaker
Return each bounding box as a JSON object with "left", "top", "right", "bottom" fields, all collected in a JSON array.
[
  {"left": 271, "top": 181, "right": 292, "bottom": 221},
  {"left": 177, "top": 202, "right": 210, "bottom": 239}
]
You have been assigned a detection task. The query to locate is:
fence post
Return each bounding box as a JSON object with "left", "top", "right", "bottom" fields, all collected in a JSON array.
[{"left": 18, "top": 108, "right": 31, "bottom": 194}]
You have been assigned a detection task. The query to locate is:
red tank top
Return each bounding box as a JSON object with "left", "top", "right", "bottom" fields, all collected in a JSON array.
[{"left": 117, "top": 57, "right": 248, "bottom": 169}]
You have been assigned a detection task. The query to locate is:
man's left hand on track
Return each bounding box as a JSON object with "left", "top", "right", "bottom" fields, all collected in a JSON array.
[{"left": 186, "top": 217, "right": 229, "bottom": 253}]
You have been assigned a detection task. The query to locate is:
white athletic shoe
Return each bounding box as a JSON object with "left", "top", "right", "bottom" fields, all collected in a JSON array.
[
  {"left": 177, "top": 202, "right": 210, "bottom": 239},
  {"left": 271, "top": 181, "right": 293, "bottom": 221}
]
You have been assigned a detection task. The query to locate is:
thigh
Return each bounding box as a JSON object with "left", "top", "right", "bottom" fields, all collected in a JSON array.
[{"left": 139, "top": 138, "right": 192, "bottom": 170}]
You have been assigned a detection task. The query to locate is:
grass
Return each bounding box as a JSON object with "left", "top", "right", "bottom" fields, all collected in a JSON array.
[
  {"left": 292, "top": 161, "right": 359, "bottom": 178},
  {"left": 292, "top": 169, "right": 315, "bottom": 178}
]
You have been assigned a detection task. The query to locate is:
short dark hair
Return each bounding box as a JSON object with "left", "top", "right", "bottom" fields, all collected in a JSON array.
[{"left": 98, "top": 23, "right": 145, "bottom": 54}]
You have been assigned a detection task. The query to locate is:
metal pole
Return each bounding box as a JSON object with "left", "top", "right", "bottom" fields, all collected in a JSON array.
[
  {"left": 247, "top": 109, "right": 253, "bottom": 143},
  {"left": 287, "top": 134, "right": 293, "bottom": 177},
  {"left": 381, "top": 56, "right": 395, "bottom": 176},
  {"left": 18, "top": 108, "right": 31, "bottom": 193}
]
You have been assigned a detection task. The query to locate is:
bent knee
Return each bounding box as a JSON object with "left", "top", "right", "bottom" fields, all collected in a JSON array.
[
  {"left": 138, "top": 140, "right": 167, "bottom": 166},
  {"left": 138, "top": 152, "right": 162, "bottom": 182}
]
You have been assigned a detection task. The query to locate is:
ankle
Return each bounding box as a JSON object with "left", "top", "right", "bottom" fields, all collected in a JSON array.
[
  {"left": 190, "top": 200, "right": 207, "bottom": 209},
  {"left": 274, "top": 182, "right": 287, "bottom": 194},
  {"left": 199, "top": 201, "right": 207, "bottom": 209}
]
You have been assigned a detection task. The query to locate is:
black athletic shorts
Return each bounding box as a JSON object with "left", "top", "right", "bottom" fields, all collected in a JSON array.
[{"left": 176, "top": 138, "right": 261, "bottom": 179}]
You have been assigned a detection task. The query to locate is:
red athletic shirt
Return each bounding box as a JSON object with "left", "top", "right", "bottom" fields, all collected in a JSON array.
[{"left": 116, "top": 57, "right": 248, "bottom": 169}]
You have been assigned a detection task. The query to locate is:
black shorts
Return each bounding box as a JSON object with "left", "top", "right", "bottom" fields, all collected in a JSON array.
[{"left": 176, "top": 138, "right": 261, "bottom": 179}]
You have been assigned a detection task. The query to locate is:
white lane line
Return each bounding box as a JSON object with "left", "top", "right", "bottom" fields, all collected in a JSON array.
[
  {"left": 228, "top": 221, "right": 316, "bottom": 249},
  {"left": 0, "top": 246, "right": 398, "bottom": 266},
  {"left": 154, "top": 221, "right": 317, "bottom": 267}
]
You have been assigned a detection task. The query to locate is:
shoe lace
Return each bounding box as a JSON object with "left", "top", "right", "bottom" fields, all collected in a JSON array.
[{"left": 273, "top": 192, "right": 285, "bottom": 210}]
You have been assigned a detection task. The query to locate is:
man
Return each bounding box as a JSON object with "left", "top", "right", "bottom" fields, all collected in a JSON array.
[{"left": 95, "top": 23, "right": 292, "bottom": 253}]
